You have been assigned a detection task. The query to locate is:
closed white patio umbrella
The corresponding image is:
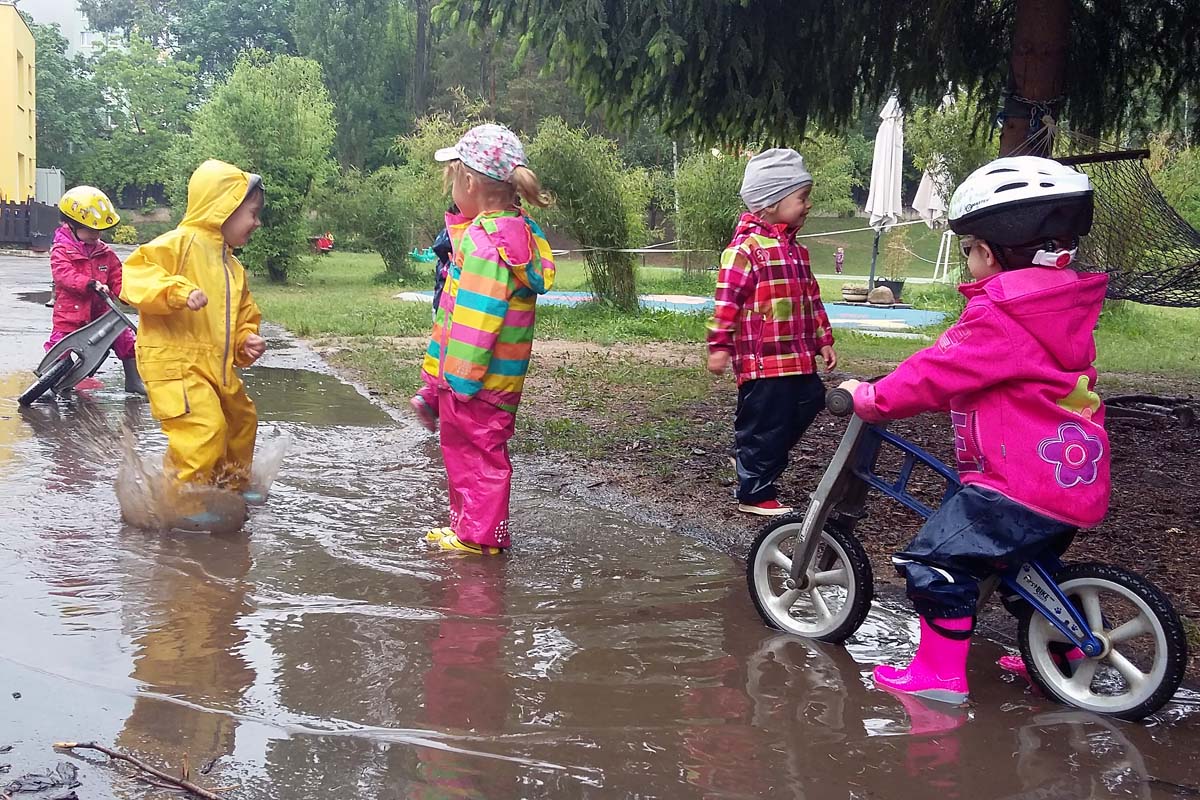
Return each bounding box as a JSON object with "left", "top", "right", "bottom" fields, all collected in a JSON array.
[{"left": 864, "top": 96, "right": 905, "bottom": 289}]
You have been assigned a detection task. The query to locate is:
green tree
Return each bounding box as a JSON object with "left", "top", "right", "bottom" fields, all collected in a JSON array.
[
  {"left": 527, "top": 117, "right": 649, "bottom": 310},
  {"left": 675, "top": 136, "right": 857, "bottom": 255},
  {"left": 906, "top": 91, "right": 999, "bottom": 194},
  {"left": 804, "top": 132, "right": 858, "bottom": 216},
  {"left": 78, "top": 0, "right": 296, "bottom": 75},
  {"left": 1150, "top": 139, "right": 1200, "bottom": 231},
  {"left": 293, "top": 0, "right": 414, "bottom": 168},
  {"left": 674, "top": 150, "right": 745, "bottom": 255},
  {"left": 438, "top": 0, "right": 1200, "bottom": 154},
  {"left": 172, "top": 0, "right": 296, "bottom": 76},
  {"left": 178, "top": 53, "right": 336, "bottom": 282},
  {"left": 79, "top": 36, "right": 198, "bottom": 204},
  {"left": 318, "top": 167, "right": 424, "bottom": 278},
  {"left": 28, "top": 20, "right": 106, "bottom": 180}
]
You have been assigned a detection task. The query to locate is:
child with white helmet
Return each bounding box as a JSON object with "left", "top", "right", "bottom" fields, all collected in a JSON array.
[
  {"left": 839, "top": 156, "right": 1111, "bottom": 704},
  {"left": 48, "top": 186, "right": 145, "bottom": 394}
]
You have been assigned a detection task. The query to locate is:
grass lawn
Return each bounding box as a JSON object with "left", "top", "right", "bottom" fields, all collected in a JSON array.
[{"left": 255, "top": 250, "right": 1200, "bottom": 380}]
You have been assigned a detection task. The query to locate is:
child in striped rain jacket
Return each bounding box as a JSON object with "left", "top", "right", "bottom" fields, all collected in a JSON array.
[{"left": 415, "top": 124, "right": 555, "bottom": 555}]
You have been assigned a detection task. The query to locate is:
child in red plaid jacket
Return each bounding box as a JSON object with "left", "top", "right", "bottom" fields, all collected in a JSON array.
[{"left": 707, "top": 148, "right": 838, "bottom": 516}]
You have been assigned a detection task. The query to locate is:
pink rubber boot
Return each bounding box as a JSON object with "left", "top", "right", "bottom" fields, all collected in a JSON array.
[
  {"left": 874, "top": 616, "right": 972, "bottom": 704},
  {"left": 998, "top": 648, "right": 1085, "bottom": 681}
]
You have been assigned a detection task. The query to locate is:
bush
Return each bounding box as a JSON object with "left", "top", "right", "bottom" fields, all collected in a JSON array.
[
  {"left": 674, "top": 150, "right": 747, "bottom": 254},
  {"left": 112, "top": 225, "right": 139, "bottom": 244},
  {"left": 172, "top": 52, "right": 336, "bottom": 283},
  {"left": 319, "top": 166, "right": 432, "bottom": 280},
  {"left": 528, "top": 117, "right": 650, "bottom": 311},
  {"left": 675, "top": 135, "right": 859, "bottom": 255}
]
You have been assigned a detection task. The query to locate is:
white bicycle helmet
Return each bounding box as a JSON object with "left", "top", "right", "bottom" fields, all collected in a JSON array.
[{"left": 948, "top": 156, "right": 1094, "bottom": 247}]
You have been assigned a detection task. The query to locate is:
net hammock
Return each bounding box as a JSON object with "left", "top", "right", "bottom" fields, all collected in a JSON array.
[{"left": 1011, "top": 125, "right": 1200, "bottom": 307}]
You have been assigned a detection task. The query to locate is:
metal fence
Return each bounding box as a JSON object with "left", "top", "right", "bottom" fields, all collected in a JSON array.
[{"left": 0, "top": 200, "right": 57, "bottom": 250}]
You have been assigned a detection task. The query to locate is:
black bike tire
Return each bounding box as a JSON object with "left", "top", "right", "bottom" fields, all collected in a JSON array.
[
  {"left": 746, "top": 516, "right": 874, "bottom": 644},
  {"left": 18, "top": 357, "right": 74, "bottom": 406},
  {"left": 1017, "top": 562, "right": 1188, "bottom": 721}
]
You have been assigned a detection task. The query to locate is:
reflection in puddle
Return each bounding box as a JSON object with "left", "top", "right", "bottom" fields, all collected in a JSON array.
[{"left": 0, "top": 352, "right": 1198, "bottom": 799}]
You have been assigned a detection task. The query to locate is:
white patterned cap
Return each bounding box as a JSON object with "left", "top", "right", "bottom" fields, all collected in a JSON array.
[{"left": 434, "top": 124, "right": 526, "bottom": 182}]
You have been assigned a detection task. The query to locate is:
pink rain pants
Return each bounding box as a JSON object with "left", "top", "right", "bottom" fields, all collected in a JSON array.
[{"left": 438, "top": 388, "right": 515, "bottom": 549}]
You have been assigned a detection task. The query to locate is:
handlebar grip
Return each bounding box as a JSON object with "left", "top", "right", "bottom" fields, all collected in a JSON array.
[{"left": 825, "top": 387, "right": 855, "bottom": 417}]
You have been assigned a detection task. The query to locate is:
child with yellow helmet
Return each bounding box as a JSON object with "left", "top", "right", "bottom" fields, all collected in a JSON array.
[{"left": 48, "top": 186, "right": 145, "bottom": 394}]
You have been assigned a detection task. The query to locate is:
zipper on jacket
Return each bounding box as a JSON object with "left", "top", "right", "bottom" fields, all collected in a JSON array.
[{"left": 222, "top": 246, "right": 232, "bottom": 386}]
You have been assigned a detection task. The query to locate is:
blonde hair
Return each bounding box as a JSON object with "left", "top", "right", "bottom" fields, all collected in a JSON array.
[{"left": 443, "top": 161, "right": 554, "bottom": 210}]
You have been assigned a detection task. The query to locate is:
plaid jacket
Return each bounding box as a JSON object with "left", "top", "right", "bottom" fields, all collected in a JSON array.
[{"left": 707, "top": 212, "right": 834, "bottom": 385}]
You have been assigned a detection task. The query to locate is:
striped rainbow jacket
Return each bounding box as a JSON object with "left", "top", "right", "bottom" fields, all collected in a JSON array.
[{"left": 421, "top": 209, "right": 555, "bottom": 413}]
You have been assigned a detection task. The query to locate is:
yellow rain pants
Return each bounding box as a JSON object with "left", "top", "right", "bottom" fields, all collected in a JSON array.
[{"left": 120, "top": 160, "right": 262, "bottom": 488}]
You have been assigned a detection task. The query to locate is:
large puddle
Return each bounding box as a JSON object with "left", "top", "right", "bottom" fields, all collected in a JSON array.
[{"left": 2, "top": 271, "right": 1200, "bottom": 798}]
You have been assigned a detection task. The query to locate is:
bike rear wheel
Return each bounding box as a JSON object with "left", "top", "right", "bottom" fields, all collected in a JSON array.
[
  {"left": 746, "top": 516, "right": 873, "bottom": 644},
  {"left": 18, "top": 356, "right": 74, "bottom": 406},
  {"left": 1018, "top": 562, "right": 1187, "bottom": 721}
]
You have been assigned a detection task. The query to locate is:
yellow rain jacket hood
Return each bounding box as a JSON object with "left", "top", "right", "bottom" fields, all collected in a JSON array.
[{"left": 120, "top": 159, "right": 262, "bottom": 486}]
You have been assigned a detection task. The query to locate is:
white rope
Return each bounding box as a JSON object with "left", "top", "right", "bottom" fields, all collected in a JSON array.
[
  {"left": 795, "top": 218, "right": 931, "bottom": 239},
  {"left": 553, "top": 220, "right": 934, "bottom": 256}
]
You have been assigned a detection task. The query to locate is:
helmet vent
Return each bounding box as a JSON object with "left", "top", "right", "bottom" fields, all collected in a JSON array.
[{"left": 997, "top": 181, "right": 1029, "bottom": 193}]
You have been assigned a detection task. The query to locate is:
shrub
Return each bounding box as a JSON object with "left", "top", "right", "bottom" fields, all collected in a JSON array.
[
  {"left": 528, "top": 117, "right": 650, "bottom": 311},
  {"left": 172, "top": 52, "right": 336, "bottom": 283},
  {"left": 112, "top": 225, "right": 139, "bottom": 244}
]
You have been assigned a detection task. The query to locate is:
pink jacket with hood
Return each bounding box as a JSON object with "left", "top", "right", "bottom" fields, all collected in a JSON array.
[
  {"left": 50, "top": 223, "right": 124, "bottom": 332},
  {"left": 852, "top": 267, "right": 1111, "bottom": 528}
]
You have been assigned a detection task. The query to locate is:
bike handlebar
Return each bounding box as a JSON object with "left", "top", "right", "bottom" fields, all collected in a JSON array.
[{"left": 825, "top": 387, "right": 855, "bottom": 417}]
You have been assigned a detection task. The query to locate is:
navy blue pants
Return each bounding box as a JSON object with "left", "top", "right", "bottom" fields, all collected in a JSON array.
[
  {"left": 895, "top": 485, "right": 1076, "bottom": 618},
  {"left": 734, "top": 374, "right": 825, "bottom": 503}
]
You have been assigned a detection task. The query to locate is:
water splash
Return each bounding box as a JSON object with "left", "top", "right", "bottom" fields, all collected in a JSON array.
[{"left": 115, "top": 428, "right": 291, "bottom": 534}]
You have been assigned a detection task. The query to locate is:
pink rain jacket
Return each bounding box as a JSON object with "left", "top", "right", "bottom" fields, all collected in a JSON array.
[
  {"left": 853, "top": 268, "right": 1111, "bottom": 528},
  {"left": 50, "top": 224, "right": 124, "bottom": 332}
]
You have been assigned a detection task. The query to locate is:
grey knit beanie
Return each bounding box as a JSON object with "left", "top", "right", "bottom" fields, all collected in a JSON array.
[{"left": 739, "top": 148, "right": 814, "bottom": 212}]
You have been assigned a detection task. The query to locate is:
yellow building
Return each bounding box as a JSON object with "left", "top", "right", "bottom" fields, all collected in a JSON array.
[{"left": 0, "top": 1, "right": 35, "bottom": 202}]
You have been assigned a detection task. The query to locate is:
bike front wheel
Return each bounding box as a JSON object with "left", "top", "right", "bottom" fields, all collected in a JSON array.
[
  {"left": 18, "top": 356, "right": 74, "bottom": 406},
  {"left": 746, "top": 516, "right": 873, "bottom": 644},
  {"left": 1018, "top": 562, "right": 1187, "bottom": 721}
]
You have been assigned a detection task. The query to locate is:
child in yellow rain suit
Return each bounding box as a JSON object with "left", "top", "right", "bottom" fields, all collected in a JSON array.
[{"left": 120, "top": 160, "right": 267, "bottom": 504}]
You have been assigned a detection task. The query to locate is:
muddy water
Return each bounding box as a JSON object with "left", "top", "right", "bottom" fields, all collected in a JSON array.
[{"left": 4, "top": 265, "right": 1200, "bottom": 798}]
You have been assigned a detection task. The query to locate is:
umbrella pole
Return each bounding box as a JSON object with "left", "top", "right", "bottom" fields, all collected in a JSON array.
[{"left": 868, "top": 228, "right": 882, "bottom": 290}]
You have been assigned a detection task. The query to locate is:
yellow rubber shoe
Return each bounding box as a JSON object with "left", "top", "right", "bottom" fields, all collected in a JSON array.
[
  {"left": 424, "top": 527, "right": 455, "bottom": 543},
  {"left": 437, "top": 533, "right": 503, "bottom": 556}
]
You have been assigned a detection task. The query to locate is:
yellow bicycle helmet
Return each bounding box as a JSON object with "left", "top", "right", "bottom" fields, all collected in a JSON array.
[{"left": 58, "top": 186, "right": 120, "bottom": 231}]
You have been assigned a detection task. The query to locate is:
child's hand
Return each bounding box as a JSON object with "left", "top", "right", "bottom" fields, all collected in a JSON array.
[
  {"left": 707, "top": 351, "right": 731, "bottom": 376},
  {"left": 838, "top": 379, "right": 861, "bottom": 392},
  {"left": 89, "top": 280, "right": 110, "bottom": 295},
  {"left": 187, "top": 289, "right": 209, "bottom": 311},
  {"left": 242, "top": 334, "right": 267, "bottom": 363},
  {"left": 820, "top": 345, "right": 838, "bottom": 372}
]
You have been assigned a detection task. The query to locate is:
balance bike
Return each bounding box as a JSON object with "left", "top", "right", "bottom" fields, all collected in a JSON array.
[
  {"left": 18, "top": 288, "right": 137, "bottom": 406},
  {"left": 745, "top": 387, "right": 1187, "bottom": 721}
]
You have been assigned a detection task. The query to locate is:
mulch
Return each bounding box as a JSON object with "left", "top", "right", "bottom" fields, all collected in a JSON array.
[{"left": 523, "top": 364, "right": 1200, "bottom": 674}]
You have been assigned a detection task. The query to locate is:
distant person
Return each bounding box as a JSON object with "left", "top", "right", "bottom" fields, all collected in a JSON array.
[
  {"left": 429, "top": 202, "right": 463, "bottom": 318},
  {"left": 835, "top": 246, "right": 845, "bottom": 274},
  {"left": 415, "top": 124, "right": 555, "bottom": 555},
  {"left": 840, "top": 157, "right": 1109, "bottom": 705},
  {"left": 47, "top": 186, "right": 145, "bottom": 394},
  {"left": 120, "top": 160, "right": 267, "bottom": 516},
  {"left": 707, "top": 148, "right": 837, "bottom": 516}
]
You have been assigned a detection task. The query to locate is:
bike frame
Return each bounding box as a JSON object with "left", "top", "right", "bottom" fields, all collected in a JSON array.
[
  {"left": 788, "top": 416, "right": 1105, "bottom": 657},
  {"left": 35, "top": 291, "right": 138, "bottom": 391}
]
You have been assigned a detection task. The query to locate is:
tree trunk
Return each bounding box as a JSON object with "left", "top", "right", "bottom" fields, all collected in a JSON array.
[
  {"left": 414, "top": 0, "right": 429, "bottom": 113},
  {"left": 998, "top": 0, "right": 1071, "bottom": 156}
]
